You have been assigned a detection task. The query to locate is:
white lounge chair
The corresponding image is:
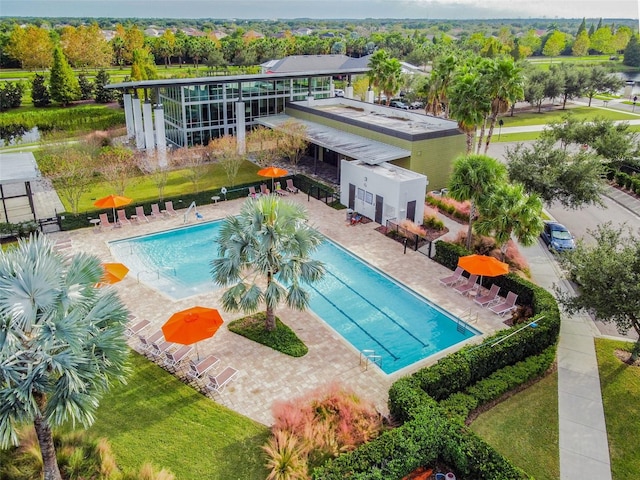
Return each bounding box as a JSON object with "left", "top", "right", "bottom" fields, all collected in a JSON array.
[
  {"left": 150, "top": 203, "right": 163, "bottom": 220},
  {"left": 439, "top": 266, "right": 464, "bottom": 286},
  {"left": 148, "top": 340, "right": 174, "bottom": 359},
  {"left": 453, "top": 274, "right": 478, "bottom": 295},
  {"left": 490, "top": 291, "right": 519, "bottom": 316},
  {"left": 138, "top": 330, "right": 163, "bottom": 351},
  {"left": 286, "top": 179, "right": 299, "bottom": 194},
  {"left": 260, "top": 184, "right": 270, "bottom": 195},
  {"left": 474, "top": 284, "right": 501, "bottom": 307},
  {"left": 164, "top": 201, "right": 178, "bottom": 216},
  {"left": 187, "top": 355, "right": 220, "bottom": 379},
  {"left": 99, "top": 213, "right": 114, "bottom": 229},
  {"left": 275, "top": 182, "right": 289, "bottom": 196},
  {"left": 135, "top": 206, "right": 149, "bottom": 223},
  {"left": 117, "top": 209, "right": 131, "bottom": 225},
  {"left": 164, "top": 345, "right": 193, "bottom": 367},
  {"left": 248, "top": 186, "right": 259, "bottom": 198},
  {"left": 125, "top": 319, "right": 151, "bottom": 337},
  {"left": 206, "top": 366, "right": 238, "bottom": 393}
]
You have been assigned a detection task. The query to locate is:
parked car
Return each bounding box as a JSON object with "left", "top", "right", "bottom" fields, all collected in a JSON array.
[
  {"left": 334, "top": 89, "right": 344, "bottom": 97},
  {"left": 409, "top": 101, "right": 424, "bottom": 110},
  {"left": 540, "top": 221, "right": 575, "bottom": 252},
  {"left": 389, "top": 100, "right": 409, "bottom": 110}
]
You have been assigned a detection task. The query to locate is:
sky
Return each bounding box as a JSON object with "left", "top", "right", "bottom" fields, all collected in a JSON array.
[{"left": 1, "top": 0, "right": 638, "bottom": 20}]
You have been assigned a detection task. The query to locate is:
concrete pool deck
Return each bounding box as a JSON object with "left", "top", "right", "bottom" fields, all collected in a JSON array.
[{"left": 51, "top": 195, "right": 512, "bottom": 426}]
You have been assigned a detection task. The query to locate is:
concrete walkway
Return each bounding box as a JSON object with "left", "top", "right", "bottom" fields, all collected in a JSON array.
[{"left": 523, "top": 243, "right": 612, "bottom": 480}]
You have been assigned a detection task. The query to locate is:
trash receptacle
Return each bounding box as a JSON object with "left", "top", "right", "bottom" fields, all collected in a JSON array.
[{"left": 346, "top": 209, "right": 354, "bottom": 221}]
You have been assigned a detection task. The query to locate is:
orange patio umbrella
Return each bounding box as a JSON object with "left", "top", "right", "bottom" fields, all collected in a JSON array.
[
  {"left": 257, "top": 166, "right": 289, "bottom": 191},
  {"left": 101, "top": 262, "right": 130, "bottom": 284},
  {"left": 93, "top": 194, "right": 133, "bottom": 223},
  {"left": 457, "top": 254, "right": 509, "bottom": 288},
  {"left": 162, "top": 306, "right": 224, "bottom": 359}
]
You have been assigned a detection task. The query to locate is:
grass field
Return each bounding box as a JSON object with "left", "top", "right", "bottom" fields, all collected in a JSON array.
[
  {"left": 87, "top": 352, "right": 270, "bottom": 479},
  {"left": 66, "top": 160, "right": 264, "bottom": 213},
  {"left": 470, "top": 371, "right": 560, "bottom": 480},
  {"left": 595, "top": 339, "right": 640, "bottom": 480},
  {"left": 500, "top": 106, "right": 639, "bottom": 127}
]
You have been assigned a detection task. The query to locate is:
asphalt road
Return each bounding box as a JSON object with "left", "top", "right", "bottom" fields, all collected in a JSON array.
[{"left": 487, "top": 141, "right": 640, "bottom": 341}]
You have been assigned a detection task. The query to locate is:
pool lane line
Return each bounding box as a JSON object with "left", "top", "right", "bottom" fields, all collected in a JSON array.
[
  {"left": 309, "top": 283, "right": 399, "bottom": 361},
  {"left": 321, "top": 269, "right": 430, "bottom": 349}
]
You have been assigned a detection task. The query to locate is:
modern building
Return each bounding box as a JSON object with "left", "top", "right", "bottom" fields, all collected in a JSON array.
[{"left": 108, "top": 58, "right": 465, "bottom": 223}]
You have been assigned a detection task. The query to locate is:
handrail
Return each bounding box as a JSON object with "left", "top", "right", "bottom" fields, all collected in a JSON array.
[
  {"left": 137, "top": 267, "right": 176, "bottom": 283},
  {"left": 359, "top": 350, "right": 383, "bottom": 371}
]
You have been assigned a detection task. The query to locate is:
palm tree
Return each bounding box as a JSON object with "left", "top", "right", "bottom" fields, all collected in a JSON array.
[
  {"left": 0, "top": 234, "right": 129, "bottom": 480},
  {"left": 424, "top": 54, "right": 458, "bottom": 117},
  {"left": 482, "top": 57, "right": 524, "bottom": 153},
  {"left": 380, "top": 58, "right": 403, "bottom": 105},
  {"left": 448, "top": 154, "right": 507, "bottom": 251},
  {"left": 474, "top": 183, "right": 544, "bottom": 261},
  {"left": 211, "top": 196, "right": 325, "bottom": 332},
  {"left": 448, "top": 70, "right": 491, "bottom": 154},
  {"left": 367, "top": 49, "right": 389, "bottom": 102}
]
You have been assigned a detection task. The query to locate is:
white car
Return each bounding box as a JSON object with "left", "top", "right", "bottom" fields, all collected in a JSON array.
[{"left": 334, "top": 89, "right": 344, "bottom": 97}]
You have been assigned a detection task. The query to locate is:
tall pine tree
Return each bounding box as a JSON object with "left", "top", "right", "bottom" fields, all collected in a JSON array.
[
  {"left": 31, "top": 73, "right": 51, "bottom": 107},
  {"left": 577, "top": 18, "right": 586, "bottom": 35},
  {"left": 623, "top": 34, "right": 640, "bottom": 67},
  {"left": 94, "top": 69, "right": 115, "bottom": 103},
  {"left": 50, "top": 47, "right": 80, "bottom": 106}
]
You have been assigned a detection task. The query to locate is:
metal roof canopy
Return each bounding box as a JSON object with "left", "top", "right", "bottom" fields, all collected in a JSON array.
[
  {"left": 256, "top": 114, "right": 411, "bottom": 165},
  {"left": 106, "top": 67, "right": 369, "bottom": 90},
  {"left": 0, "top": 152, "right": 40, "bottom": 184}
]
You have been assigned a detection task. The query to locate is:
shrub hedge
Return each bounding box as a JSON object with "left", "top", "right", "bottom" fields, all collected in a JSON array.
[
  {"left": 613, "top": 171, "right": 640, "bottom": 194},
  {"left": 313, "top": 240, "right": 559, "bottom": 479},
  {"left": 58, "top": 175, "right": 332, "bottom": 231}
]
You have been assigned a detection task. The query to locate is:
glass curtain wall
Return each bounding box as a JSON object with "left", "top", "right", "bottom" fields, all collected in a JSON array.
[{"left": 161, "top": 76, "right": 332, "bottom": 147}]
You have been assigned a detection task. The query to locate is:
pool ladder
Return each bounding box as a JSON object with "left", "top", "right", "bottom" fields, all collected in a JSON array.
[
  {"left": 136, "top": 267, "right": 177, "bottom": 283},
  {"left": 457, "top": 309, "right": 478, "bottom": 334},
  {"left": 360, "top": 350, "right": 382, "bottom": 371}
]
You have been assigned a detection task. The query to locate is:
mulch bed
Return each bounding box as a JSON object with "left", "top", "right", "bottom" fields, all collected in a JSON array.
[
  {"left": 375, "top": 225, "right": 449, "bottom": 246},
  {"left": 614, "top": 349, "right": 640, "bottom": 367},
  {"left": 610, "top": 182, "right": 640, "bottom": 201}
]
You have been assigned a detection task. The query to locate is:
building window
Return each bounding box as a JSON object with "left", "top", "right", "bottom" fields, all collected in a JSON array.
[{"left": 365, "top": 191, "right": 373, "bottom": 204}]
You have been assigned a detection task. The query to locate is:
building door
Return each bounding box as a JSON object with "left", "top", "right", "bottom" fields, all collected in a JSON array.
[
  {"left": 406, "top": 200, "right": 416, "bottom": 221},
  {"left": 348, "top": 184, "right": 355, "bottom": 210},
  {"left": 375, "top": 195, "right": 383, "bottom": 224}
]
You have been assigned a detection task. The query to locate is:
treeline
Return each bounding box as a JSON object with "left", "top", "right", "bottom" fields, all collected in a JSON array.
[{"left": 0, "top": 17, "right": 637, "bottom": 72}]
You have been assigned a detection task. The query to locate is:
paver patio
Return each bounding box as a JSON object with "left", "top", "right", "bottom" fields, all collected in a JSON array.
[{"left": 51, "top": 195, "right": 509, "bottom": 425}]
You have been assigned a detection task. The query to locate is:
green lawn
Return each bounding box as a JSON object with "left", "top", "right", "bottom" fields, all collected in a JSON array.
[
  {"left": 87, "top": 351, "right": 270, "bottom": 479},
  {"left": 470, "top": 371, "right": 559, "bottom": 480},
  {"left": 500, "top": 107, "right": 639, "bottom": 127},
  {"left": 492, "top": 131, "right": 542, "bottom": 143},
  {"left": 71, "top": 161, "right": 264, "bottom": 213},
  {"left": 595, "top": 339, "right": 640, "bottom": 480}
]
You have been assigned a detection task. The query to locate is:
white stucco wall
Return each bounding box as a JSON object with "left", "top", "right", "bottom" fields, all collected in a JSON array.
[{"left": 339, "top": 160, "right": 427, "bottom": 225}]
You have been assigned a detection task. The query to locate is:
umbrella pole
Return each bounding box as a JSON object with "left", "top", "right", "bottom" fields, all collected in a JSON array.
[{"left": 196, "top": 343, "right": 200, "bottom": 361}]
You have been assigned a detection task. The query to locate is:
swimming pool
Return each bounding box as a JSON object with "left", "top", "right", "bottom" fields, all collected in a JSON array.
[{"left": 109, "top": 221, "right": 479, "bottom": 374}]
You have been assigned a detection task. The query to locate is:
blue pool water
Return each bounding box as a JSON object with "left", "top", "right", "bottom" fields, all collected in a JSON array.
[{"left": 109, "top": 221, "right": 479, "bottom": 374}]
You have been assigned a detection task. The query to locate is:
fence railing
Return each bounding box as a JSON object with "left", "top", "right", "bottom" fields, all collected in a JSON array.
[{"left": 385, "top": 219, "right": 433, "bottom": 257}]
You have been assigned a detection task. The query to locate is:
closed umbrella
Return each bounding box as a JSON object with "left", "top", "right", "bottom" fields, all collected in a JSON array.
[
  {"left": 457, "top": 254, "right": 509, "bottom": 289},
  {"left": 257, "top": 166, "right": 289, "bottom": 191},
  {"left": 162, "top": 306, "right": 224, "bottom": 359},
  {"left": 94, "top": 194, "right": 132, "bottom": 223}
]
